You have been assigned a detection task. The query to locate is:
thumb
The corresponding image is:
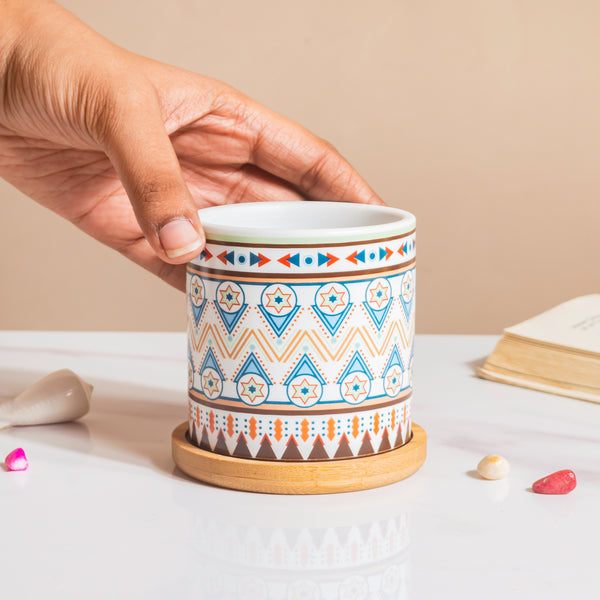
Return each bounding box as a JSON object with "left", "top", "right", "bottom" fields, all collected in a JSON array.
[{"left": 102, "top": 89, "right": 204, "bottom": 262}]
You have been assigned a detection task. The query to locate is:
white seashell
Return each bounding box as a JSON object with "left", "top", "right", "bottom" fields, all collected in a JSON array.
[
  {"left": 477, "top": 454, "right": 510, "bottom": 480},
  {"left": 0, "top": 369, "right": 92, "bottom": 429}
]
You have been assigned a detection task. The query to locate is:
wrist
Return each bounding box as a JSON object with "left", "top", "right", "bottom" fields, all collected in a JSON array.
[
  {"left": 0, "top": 1, "right": 37, "bottom": 81},
  {"left": 0, "top": 0, "right": 57, "bottom": 73}
]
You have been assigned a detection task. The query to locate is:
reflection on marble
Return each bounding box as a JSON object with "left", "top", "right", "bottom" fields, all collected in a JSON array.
[
  {"left": 178, "top": 490, "right": 410, "bottom": 600},
  {"left": 2, "top": 333, "right": 599, "bottom": 600},
  {"left": 4, "top": 420, "right": 92, "bottom": 455}
]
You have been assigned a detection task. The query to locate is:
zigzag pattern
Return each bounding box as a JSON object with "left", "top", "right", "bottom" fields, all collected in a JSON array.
[
  {"left": 189, "top": 304, "right": 411, "bottom": 372},
  {"left": 188, "top": 268, "right": 415, "bottom": 401},
  {"left": 195, "top": 514, "right": 408, "bottom": 571}
]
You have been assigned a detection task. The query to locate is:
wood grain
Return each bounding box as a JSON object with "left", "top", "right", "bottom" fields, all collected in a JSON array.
[{"left": 172, "top": 422, "right": 427, "bottom": 494}]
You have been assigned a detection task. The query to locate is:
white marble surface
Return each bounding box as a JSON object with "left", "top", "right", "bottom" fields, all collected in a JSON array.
[{"left": 0, "top": 332, "right": 598, "bottom": 599}]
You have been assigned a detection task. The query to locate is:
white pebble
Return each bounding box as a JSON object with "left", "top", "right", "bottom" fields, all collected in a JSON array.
[{"left": 477, "top": 454, "right": 510, "bottom": 480}]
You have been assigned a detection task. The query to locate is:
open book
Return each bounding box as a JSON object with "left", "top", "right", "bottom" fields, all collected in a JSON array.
[{"left": 477, "top": 295, "right": 600, "bottom": 403}]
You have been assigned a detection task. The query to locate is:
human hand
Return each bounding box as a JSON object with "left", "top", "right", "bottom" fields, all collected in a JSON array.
[{"left": 0, "top": 0, "right": 381, "bottom": 290}]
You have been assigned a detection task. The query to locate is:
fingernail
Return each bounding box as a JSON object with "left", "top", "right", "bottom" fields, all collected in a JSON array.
[{"left": 158, "top": 219, "right": 203, "bottom": 258}]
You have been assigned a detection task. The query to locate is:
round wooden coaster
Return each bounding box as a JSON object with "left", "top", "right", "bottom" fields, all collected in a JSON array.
[{"left": 172, "top": 422, "right": 426, "bottom": 494}]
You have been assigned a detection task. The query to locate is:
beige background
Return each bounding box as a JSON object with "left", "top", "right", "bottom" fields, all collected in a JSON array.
[{"left": 1, "top": 0, "right": 598, "bottom": 333}]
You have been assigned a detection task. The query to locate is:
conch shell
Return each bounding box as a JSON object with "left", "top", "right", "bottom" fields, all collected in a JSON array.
[{"left": 0, "top": 369, "right": 92, "bottom": 429}]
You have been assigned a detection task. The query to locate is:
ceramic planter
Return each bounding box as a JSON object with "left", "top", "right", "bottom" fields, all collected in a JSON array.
[{"left": 173, "top": 201, "right": 425, "bottom": 493}]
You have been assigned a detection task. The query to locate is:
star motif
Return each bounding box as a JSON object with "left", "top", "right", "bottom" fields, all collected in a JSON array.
[
  {"left": 219, "top": 284, "right": 241, "bottom": 311},
  {"left": 190, "top": 277, "right": 204, "bottom": 306},
  {"left": 343, "top": 374, "right": 368, "bottom": 403},
  {"left": 368, "top": 281, "right": 390, "bottom": 309},
  {"left": 264, "top": 286, "right": 293, "bottom": 314},
  {"left": 240, "top": 376, "right": 266, "bottom": 404},
  {"left": 290, "top": 378, "right": 320, "bottom": 405},
  {"left": 385, "top": 367, "right": 403, "bottom": 396},
  {"left": 202, "top": 370, "right": 221, "bottom": 398},
  {"left": 318, "top": 285, "right": 347, "bottom": 313}
]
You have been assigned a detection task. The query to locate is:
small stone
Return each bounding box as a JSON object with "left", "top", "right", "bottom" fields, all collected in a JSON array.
[
  {"left": 5, "top": 447, "right": 28, "bottom": 471},
  {"left": 532, "top": 469, "right": 576, "bottom": 495},
  {"left": 477, "top": 454, "right": 510, "bottom": 480}
]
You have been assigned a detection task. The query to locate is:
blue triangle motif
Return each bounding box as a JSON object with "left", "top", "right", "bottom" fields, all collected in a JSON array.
[
  {"left": 399, "top": 270, "right": 415, "bottom": 321},
  {"left": 215, "top": 303, "right": 247, "bottom": 333},
  {"left": 288, "top": 253, "right": 300, "bottom": 267},
  {"left": 401, "top": 295, "right": 413, "bottom": 322},
  {"left": 234, "top": 353, "right": 273, "bottom": 384},
  {"left": 284, "top": 354, "right": 326, "bottom": 385},
  {"left": 384, "top": 345, "right": 404, "bottom": 372},
  {"left": 379, "top": 247, "right": 387, "bottom": 260},
  {"left": 200, "top": 347, "right": 224, "bottom": 379},
  {"left": 355, "top": 249, "right": 366, "bottom": 263},
  {"left": 249, "top": 252, "right": 261, "bottom": 266},
  {"left": 191, "top": 300, "right": 207, "bottom": 326},
  {"left": 337, "top": 351, "right": 374, "bottom": 383},
  {"left": 311, "top": 302, "right": 352, "bottom": 336},
  {"left": 363, "top": 301, "right": 392, "bottom": 330},
  {"left": 318, "top": 253, "right": 329, "bottom": 266},
  {"left": 258, "top": 304, "right": 300, "bottom": 337}
]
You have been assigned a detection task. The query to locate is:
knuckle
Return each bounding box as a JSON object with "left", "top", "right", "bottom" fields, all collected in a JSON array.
[
  {"left": 90, "top": 75, "right": 156, "bottom": 143},
  {"left": 299, "top": 151, "right": 330, "bottom": 194},
  {"left": 133, "top": 179, "right": 188, "bottom": 222},
  {"left": 300, "top": 150, "right": 352, "bottom": 198}
]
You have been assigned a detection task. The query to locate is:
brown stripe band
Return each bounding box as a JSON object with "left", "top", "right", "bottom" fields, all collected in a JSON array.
[
  {"left": 187, "top": 258, "right": 416, "bottom": 281},
  {"left": 203, "top": 228, "right": 416, "bottom": 249},
  {"left": 188, "top": 390, "right": 412, "bottom": 415}
]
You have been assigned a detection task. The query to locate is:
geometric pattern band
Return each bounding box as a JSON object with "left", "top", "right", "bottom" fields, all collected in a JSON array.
[
  {"left": 187, "top": 268, "right": 415, "bottom": 404},
  {"left": 194, "top": 514, "right": 409, "bottom": 571},
  {"left": 187, "top": 233, "right": 416, "bottom": 462},
  {"left": 190, "top": 230, "right": 416, "bottom": 277},
  {"left": 188, "top": 395, "right": 412, "bottom": 461},
  {"left": 193, "top": 512, "right": 409, "bottom": 598}
]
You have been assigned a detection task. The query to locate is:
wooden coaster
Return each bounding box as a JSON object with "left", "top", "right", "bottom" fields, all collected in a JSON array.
[{"left": 172, "top": 422, "right": 426, "bottom": 494}]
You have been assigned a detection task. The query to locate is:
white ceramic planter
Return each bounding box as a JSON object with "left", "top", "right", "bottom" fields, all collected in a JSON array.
[{"left": 185, "top": 201, "right": 416, "bottom": 463}]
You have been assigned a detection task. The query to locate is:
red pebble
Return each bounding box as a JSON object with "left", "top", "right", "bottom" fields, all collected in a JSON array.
[{"left": 532, "top": 469, "right": 576, "bottom": 494}]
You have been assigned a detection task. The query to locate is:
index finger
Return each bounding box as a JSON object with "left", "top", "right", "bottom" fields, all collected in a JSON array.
[{"left": 247, "top": 103, "right": 384, "bottom": 206}]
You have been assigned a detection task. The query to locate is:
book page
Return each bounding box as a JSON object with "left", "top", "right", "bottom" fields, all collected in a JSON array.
[{"left": 505, "top": 295, "right": 600, "bottom": 355}]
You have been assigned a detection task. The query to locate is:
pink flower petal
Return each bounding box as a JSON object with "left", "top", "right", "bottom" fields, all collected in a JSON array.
[{"left": 5, "top": 448, "right": 28, "bottom": 471}]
